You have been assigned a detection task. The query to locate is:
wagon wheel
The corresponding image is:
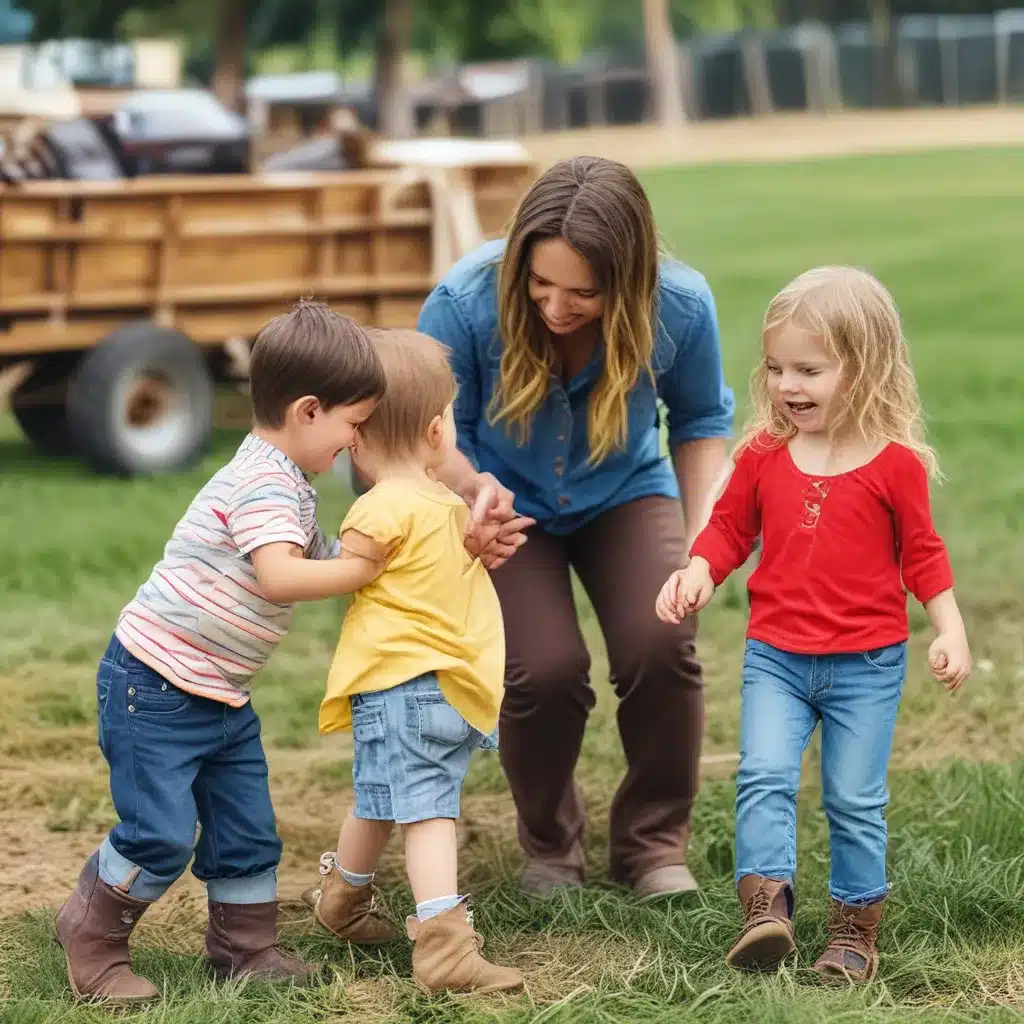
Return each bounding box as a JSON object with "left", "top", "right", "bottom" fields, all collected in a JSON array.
[
  {"left": 10, "top": 353, "right": 81, "bottom": 456},
  {"left": 66, "top": 323, "right": 215, "bottom": 476}
]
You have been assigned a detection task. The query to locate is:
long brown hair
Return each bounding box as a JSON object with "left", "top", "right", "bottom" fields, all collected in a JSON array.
[
  {"left": 740, "top": 266, "right": 940, "bottom": 478},
  {"left": 491, "top": 156, "right": 660, "bottom": 464}
]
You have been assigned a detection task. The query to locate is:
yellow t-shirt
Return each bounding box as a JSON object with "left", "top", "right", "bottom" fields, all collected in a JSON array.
[{"left": 318, "top": 477, "right": 505, "bottom": 737}]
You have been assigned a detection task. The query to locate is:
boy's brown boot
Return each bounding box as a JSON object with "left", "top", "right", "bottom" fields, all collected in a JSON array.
[
  {"left": 407, "top": 901, "right": 524, "bottom": 995},
  {"left": 725, "top": 874, "right": 796, "bottom": 971},
  {"left": 811, "top": 897, "right": 884, "bottom": 983},
  {"left": 206, "top": 901, "right": 321, "bottom": 985},
  {"left": 311, "top": 854, "right": 401, "bottom": 944},
  {"left": 54, "top": 853, "right": 159, "bottom": 1003}
]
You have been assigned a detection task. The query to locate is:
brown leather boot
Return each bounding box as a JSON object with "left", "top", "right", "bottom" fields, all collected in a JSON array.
[
  {"left": 54, "top": 852, "right": 159, "bottom": 1003},
  {"left": 811, "top": 897, "right": 884, "bottom": 983},
  {"left": 206, "top": 901, "right": 320, "bottom": 985},
  {"left": 407, "top": 901, "right": 523, "bottom": 995},
  {"left": 725, "top": 874, "right": 796, "bottom": 972},
  {"left": 310, "top": 853, "right": 401, "bottom": 944}
]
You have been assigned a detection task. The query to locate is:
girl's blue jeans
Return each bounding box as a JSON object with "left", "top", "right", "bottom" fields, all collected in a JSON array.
[{"left": 735, "top": 637, "right": 907, "bottom": 905}]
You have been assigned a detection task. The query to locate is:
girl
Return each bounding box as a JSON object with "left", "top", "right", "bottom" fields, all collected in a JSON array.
[
  {"left": 303, "top": 328, "right": 525, "bottom": 996},
  {"left": 656, "top": 266, "right": 971, "bottom": 982}
]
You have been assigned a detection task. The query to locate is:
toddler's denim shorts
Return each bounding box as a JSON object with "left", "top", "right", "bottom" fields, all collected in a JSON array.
[{"left": 350, "top": 673, "right": 497, "bottom": 823}]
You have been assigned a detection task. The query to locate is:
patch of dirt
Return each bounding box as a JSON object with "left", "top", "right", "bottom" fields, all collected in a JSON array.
[{"left": 520, "top": 106, "right": 1024, "bottom": 170}]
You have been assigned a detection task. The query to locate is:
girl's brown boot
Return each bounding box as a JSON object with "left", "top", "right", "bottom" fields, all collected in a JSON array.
[
  {"left": 811, "top": 897, "right": 884, "bottom": 983},
  {"left": 725, "top": 874, "right": 796, "bottom": 971}
]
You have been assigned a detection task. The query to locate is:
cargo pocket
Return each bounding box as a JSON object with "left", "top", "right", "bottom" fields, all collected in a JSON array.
[
  {"left": 351, "top": 704, "right": 391, "bottom": 816},
  {"left": 415, "top": 693, "right": 472, "bottom": 748}
]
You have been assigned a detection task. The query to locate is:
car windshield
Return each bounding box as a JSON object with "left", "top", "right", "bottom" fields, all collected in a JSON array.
[{"left": 117, "top": 91, "right": 246, "bottom": 138}]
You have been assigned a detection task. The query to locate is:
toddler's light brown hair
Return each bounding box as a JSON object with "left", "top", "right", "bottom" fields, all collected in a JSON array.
[{"left": 358, "top": 329, "right": 457, "bottom": 456}]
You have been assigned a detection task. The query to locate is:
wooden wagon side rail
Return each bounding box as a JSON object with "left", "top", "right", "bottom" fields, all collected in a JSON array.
[{"left": 0, "top": 169, "right": 444, "bottom": 356}]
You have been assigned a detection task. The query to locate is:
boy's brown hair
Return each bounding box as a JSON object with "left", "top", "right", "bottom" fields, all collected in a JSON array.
[
  {"left": 359, "top": 329, "right": 457, "bottom": 455},
  {"left": 248, "top": 300, "right": 386, "bottom": 427}
]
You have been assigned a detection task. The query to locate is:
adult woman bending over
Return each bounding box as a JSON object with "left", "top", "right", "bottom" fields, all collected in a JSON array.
[{"left": 421, "top": 156, "right": 735, "bottom": 899}]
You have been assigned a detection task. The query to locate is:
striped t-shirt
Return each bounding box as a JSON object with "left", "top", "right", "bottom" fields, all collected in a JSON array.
[{"left": 116, "top": 434, "right": 340, "bottom": 706}]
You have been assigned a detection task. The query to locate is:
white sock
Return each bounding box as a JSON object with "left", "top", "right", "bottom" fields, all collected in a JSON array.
[
  {"left": 337, "top": 865, "right": 373, "bottom": 887},
  {"left": 415, "top": 894, "right": 463, "bottom": 921}
]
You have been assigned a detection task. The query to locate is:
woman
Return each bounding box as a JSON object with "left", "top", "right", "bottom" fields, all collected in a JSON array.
[{"left": 420, "top": 156, "right": 735, "bottom": 899}]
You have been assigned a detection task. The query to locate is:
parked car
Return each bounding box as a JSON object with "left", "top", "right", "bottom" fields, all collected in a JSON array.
[{"left": 98, "top": 88, "right": 251, "bottom": 175}]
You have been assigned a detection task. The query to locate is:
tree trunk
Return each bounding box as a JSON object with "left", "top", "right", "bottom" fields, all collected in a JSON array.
[
  {"left": 869, "top": 0, "right": 903, "bottom": 107},
  {"left": 213, "top": 0, "right": 247, "bottom": 113},
  {"left": 741, "top": 32, "right": 775, "bottom": 116},
  {"left": 375, "top": 0, "right": 416, "bottom": 138},
  {"left": 210, "top": 0, "right": 244, "bottom": 112},
  {"left": 643, "top": 0, "right": 687, "bottom": 128}
]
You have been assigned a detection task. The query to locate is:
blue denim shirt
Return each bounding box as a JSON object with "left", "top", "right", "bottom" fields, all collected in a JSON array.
[{"left": 417, "top": 238, "right": 735, "bottom": 534}]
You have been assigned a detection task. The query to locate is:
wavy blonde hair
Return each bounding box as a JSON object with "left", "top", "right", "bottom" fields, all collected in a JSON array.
[
  {"left": 739, "top": 266, "right": 940, "bottom": 478},
  {"left": 490, "top": 156, "right": 659, "bottom": 464}
]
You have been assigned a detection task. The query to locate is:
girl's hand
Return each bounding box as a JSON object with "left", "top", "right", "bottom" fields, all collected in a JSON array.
[
  {"left": 655, "top": 558, "right": 715, "bottom": 624},
  {"left": 927, "top": 630, "right": 972, "bottom": 692}
]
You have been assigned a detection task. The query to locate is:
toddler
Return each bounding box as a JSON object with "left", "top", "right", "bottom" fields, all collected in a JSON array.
[
  {"left": 656, "top": 267, "right": 971, "bottom": 983},
  {"left": 303, "top": 328, "right": 524, "bottom": 995}
]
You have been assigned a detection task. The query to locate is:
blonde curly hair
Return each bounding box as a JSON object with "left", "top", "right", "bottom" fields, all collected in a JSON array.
[{"left": 738, "top": 266, "right": 940, "bottom": 479}]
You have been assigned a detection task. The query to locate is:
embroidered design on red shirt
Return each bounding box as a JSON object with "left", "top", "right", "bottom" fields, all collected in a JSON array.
[{"left": 800, "top": 479, "right": 830, "bottom": 528}]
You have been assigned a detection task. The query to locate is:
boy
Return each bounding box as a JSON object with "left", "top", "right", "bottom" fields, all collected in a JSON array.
[{"left": 55, "top": 302, "right": 386, "bottom": 1003}]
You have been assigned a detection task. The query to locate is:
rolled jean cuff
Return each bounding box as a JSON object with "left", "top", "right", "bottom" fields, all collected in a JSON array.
[
  {"left": 734, "top": 866, "right": 794, "bottom": 889},
  {"left": 99, "top": 836, "right": 175, "bottom": 902},
  {"left": 829, "top": 881, "right": 890, "bottom": 906},
  {"left": 206, "top": 868, "right": 277, "bottom": 905}
]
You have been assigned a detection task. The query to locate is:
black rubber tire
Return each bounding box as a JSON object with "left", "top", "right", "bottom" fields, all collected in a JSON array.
[
  {"left": 66, "top": 323, "right": 214, "bottom": 476},
  {"left": 10, "top": 353, "right": 81, "bottom": 456}
]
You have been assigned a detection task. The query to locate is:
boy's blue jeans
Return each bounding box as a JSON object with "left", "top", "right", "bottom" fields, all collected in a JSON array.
[
  {"left": 735, "top": 638, "right": 907, "bottom": 905},
  {"left": 95, "top": 636, "right": 281, "bottom": 903}
]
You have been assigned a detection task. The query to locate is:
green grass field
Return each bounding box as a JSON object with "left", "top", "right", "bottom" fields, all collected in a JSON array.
[{"left": 2, "top": 147, "right": 1023, "bottom": 1023}]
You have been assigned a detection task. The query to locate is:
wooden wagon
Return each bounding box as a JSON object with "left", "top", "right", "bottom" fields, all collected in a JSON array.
[{"left": 0, "top": 139, "right": 535, "bottom": 475}]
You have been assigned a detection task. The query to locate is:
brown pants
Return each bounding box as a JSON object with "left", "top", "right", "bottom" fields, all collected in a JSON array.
[{"left": 492, "top": 496, "right": 704, "bottom": 886}]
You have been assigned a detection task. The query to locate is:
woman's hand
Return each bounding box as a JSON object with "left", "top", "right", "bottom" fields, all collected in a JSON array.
[
  {"left": 463, "top": 472, "right": 516, "bottom": 523},
  {"left": 655, "top": 557, "right": 715, "bottom": 624},
  {"left": 463, "top": 474, "right": 535, "bottom": 571}
]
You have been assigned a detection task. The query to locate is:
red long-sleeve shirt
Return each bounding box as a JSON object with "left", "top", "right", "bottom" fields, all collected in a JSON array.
[{"left": 689, "top": 434, "right": 954, "bottom": 654}]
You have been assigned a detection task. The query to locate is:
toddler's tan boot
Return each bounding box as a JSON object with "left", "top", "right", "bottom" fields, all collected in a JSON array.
[
  {"left": 407, "top": 901, "right": 523, "bottom": 995},
  {"left": 310, "top": 852, "right": 401, "bottom": 944}
]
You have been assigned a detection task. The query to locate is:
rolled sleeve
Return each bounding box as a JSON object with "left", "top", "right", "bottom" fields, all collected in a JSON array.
[
  {"left": 418, "top": 286, "right": 481, "bottom": 469},
  {"left": 658, "top": 287, "right": 735, "bottom": 448}
]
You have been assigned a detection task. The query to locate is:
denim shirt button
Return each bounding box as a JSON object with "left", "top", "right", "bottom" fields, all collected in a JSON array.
[
  {"left": 128, "top": 705, "right": 136, "bottom": 713},
  {"left": 127, "top": 687, "right": 135, "bottom": 696}
]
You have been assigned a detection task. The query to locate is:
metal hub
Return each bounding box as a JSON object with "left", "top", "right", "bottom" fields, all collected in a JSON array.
[{"left": 124, "top": 373, "right": 174, "bottom": 428}]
